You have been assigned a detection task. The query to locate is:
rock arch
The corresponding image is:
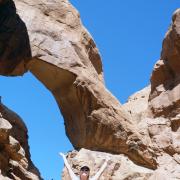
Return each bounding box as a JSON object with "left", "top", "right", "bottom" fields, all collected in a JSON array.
[{"left": 0, "top": 0, "right": 158, "bottom": 170}]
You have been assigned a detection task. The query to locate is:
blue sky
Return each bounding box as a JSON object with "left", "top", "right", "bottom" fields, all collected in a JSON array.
[{"left": 0, "top": 1, "right": 179, "bottom": 180}]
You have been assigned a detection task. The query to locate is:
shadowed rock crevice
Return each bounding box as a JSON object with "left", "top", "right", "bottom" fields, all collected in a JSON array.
[{"left": 0, "top": 0, "right": 31, "bottom": 76}]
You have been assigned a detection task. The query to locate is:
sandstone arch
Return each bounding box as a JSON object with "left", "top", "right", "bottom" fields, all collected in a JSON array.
[{"left": 0, "top": 0, "right": 158, "bottom": 170}]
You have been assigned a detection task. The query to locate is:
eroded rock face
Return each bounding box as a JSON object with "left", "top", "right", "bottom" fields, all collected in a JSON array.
[
  {"left": 149, "top": 9, "right": 180, "bottom": 120},
  {"left": 0, "top": 0, "right": 31, "bottom": 76},
  {"left": 120, "top": 9, "right": 180, "bottom": 179},
  {"left": 147, "top": 10, "right": 180, "bottom": 169},
  {"left": 0, "top": 100, "right": 41, "bottom": 179},
  {"left": 123, "top": 86, "right": 151, "bottom": 123},
  {"left": 122, "top": 83, "right": 180, "bottom": 179}
]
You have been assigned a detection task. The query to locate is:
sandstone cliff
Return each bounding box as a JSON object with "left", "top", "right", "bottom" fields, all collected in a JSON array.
[{"left": 0, "top": 0, "right": 179, "bottom": 179}]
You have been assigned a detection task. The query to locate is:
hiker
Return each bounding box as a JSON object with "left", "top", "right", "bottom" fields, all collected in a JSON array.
[{"left": 60, "top": 152, "right": 110, "bottom": 180}]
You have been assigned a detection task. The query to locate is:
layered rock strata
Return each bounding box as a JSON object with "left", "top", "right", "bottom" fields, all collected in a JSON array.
[{"left": 0, "top": 100, "right": 41, "bottom": 179}]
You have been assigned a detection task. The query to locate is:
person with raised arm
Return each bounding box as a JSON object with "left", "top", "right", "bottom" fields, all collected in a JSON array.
[{"left": 60, "top": 152, "right": 110, "bottom": 180}]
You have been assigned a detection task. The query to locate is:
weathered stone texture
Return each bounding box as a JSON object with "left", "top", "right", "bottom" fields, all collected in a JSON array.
[
  {"left": 0, "top": 101, "right": 41, "bottom": 179},
  {"left": 149, "top": 9, "right": 180, "bottom": 119}
]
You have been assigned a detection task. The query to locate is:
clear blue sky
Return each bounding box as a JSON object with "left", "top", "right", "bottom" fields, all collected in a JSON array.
[{"left": 0, "top": 1, "right": 179, "bottom": 180}]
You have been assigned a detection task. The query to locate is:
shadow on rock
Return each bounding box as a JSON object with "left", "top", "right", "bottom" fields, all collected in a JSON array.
[{"left": 0, "top": 0, "right": 31, "bottom": 76}]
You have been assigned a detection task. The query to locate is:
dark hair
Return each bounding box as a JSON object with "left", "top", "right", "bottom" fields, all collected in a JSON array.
[{"left": 80, "top": 166, "right": 90, "bottom": 172}]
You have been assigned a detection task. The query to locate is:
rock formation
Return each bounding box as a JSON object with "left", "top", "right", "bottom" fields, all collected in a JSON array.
[
  {"left": 0, "top": 99, "right": 41, "bottom": 179},
  {"left": 0, "top": 0, "right": 179, "bottom": 179},
  {"left": 149, "top": 9, "right": 180, "bottom": 122},
  {"left": 61, "top": 7, "right": 180, "bottom": 180},
  {"left": 0, "top": 0, "right": 157, "bottom": 169}
]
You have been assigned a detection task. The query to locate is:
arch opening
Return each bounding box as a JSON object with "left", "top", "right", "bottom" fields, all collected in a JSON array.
[{"left": 0, "top": 72, "right": 73, "bottom": 179}]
